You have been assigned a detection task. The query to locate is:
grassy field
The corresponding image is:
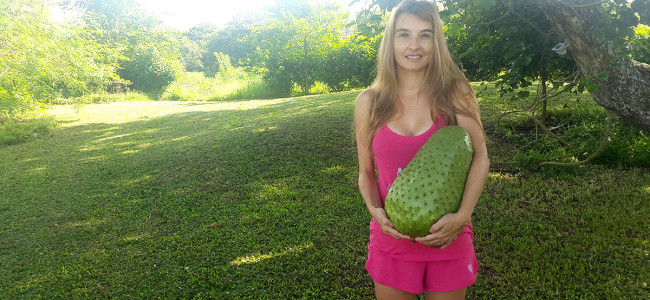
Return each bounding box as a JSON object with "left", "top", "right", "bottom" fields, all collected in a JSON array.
[
  {"left": 160, "top": 71, "right": 273, "bottom": 102},
  {"left": 1, "top": 87, "right": 648, "bottom": 298}
]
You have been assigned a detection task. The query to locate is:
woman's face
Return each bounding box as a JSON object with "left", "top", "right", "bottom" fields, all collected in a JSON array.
[{"left": 393, "top": 13, "right": 435, "bottom": 74}]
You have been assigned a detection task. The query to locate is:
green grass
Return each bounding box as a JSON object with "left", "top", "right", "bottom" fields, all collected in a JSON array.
[
  {"left": 476, "top": 81, "right": 650, "bottom": 170},
  {"left": 161, "top": 71, "right": 274, "bottom": 101},
  {"left": 1, "top": 88, "right": 648, "bottom": 298}
]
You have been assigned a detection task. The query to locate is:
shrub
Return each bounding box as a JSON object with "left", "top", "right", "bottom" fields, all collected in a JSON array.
[
  {"left": 629, "top": 24, "right": 650, "bottom": 64},
  {"left": 51, "top": 92, "right": 151, "bottom": 105},
  {"left": 203, "top": 52, "right": 235, "bottom": 78},
  {"left": 118, "top": 31, "right": 184, "bottom": 97},
  {"left": 494, "top": 87, "right": 650, "bottom": 170},
  {"left": 161, "top": 70, "right": 273, "bottom": 101},
  {"left": 309, "top": 81, "right": 332, "bottom": 95},
  {"left": 0, "top": 114, "right": 56, "bottom": 146}
]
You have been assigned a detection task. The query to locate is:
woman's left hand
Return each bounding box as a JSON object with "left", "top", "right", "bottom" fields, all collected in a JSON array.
[{"left": 414, "top": 213, "right": 470, "bottom": 249}]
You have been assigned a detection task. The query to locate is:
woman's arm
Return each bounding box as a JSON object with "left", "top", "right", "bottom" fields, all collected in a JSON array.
[
  {"left": 415, "top": 89, "right": 490, "bottom": 248},
  {"left": 452, "top": 113, "right": 490, "bottom": 224},
  {"left": 355, "top": 91, "right": 411, "bottom": 241}
]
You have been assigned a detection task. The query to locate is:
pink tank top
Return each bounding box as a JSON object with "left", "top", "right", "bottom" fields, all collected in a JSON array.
[{"left": 369, "top": 114, "right": 475, "bottom": 261}]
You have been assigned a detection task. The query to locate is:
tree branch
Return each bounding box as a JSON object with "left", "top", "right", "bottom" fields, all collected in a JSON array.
[
  {"left": 539, "top": 111, "right": 613, "bottom": 167},
  {"left": 553, "top": 0, "right": 609, "bottom": 8},
  {"left": 531, "top": 109, "right": 575, "bottom": 151},
  {"left": 511, "top": 7, "right": 561, "bottom": 43},
  {"left": 495, "top": 69, "right": 579, "bottom": 126},
  {"left": 634, "top": 60, "right": 650, "bottom": 82},
  {"left": 477, "top": 2, "right": 513, "bottom": 26}
]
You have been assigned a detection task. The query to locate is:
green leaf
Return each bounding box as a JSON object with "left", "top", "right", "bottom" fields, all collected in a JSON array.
[
  {"left": 472, "top": 0, "right": 497, "bottom": 10},
  {"left": 517, "top": 90, "right": 530, "bottom": 98},
  {"left": 587, "top": 83, "right": 599, "bottom": 94},
  {"left": 596, "top": 72, "right": 609, "bottom": 81}
]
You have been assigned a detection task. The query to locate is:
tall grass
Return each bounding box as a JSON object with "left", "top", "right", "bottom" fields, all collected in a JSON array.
[
  {"left": 0, "top": 100, "right": 57, "bottom": 146},
  {"left": 161, "top": 70, "right": 274, "bottom": 101},
  {"left": 50, "top": 91, "right": 152, "bottom": 105},
  {"left": 0, "top": 114, "right": 57, "bottom": 145}
]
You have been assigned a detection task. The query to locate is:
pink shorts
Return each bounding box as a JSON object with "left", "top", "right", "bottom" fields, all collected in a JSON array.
[{"left": 366, "top": 250, "right": 478, "bottom": 294}]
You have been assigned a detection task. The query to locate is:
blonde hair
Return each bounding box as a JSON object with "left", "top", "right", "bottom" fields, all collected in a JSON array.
[{"left": 360, "top": 0, "right": 481, "bottom": 146}]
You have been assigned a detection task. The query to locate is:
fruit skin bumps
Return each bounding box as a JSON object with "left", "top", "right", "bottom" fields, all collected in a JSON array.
[{"left": 384, "top": 126, "right": 473, "bottom": 237}]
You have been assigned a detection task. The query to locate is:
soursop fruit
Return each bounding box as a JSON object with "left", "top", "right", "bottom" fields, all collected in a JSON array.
[{"left": 384, "top": 126, "right": 473, "bottom": 237}]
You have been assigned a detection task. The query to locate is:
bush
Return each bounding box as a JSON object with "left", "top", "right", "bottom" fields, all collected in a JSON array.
[
  {"left": 161, "top": 70, "right": 273, "bottom": 101},
  {"left": 495, "top": 90, "right": 650, "bottom": 170},
  {"left": 309, "top": 81, "right": 332, "bottom": 95},
  {"left": 118, "top": 31, "right": 184, "bottom": 97},
  {"left": 50, "top": 92, "right": 151, "bottom": 105},
  {"left": 0, "top": 114, "right": 56, "bottom": 146},
  {"left": 203, "top": 52, "right": 234, "bottom": 78},
  {"left": 629, "top": 24, "right": 650, "bottom": 64}
]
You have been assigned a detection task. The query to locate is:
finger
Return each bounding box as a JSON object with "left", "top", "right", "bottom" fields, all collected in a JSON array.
[
  {"left": 392, "top": 232, "right": 412, "bottom": 240},
  {"left": 414, "top": 236, "right": 429, "bottom": 243},
  {"left": 414, "top": 233, "right": 439, "bottom": 243},
  {"left": 440, "top": 241, "right": 452, "bottom": 249},
  {"left": 429, "top": 221, "right": 445, "bottom": 234},
  {"left": 382, "top": 227, "right": 407, "bottom": 240},
  {"left": 415, "top": 234, "right": 436, "bottom": 244},
  {"left": 384, "top": 219, "right": 394, "bottom": 228},
  {"left": 415, "top": 234, "right": 447, "bottom": 247}
]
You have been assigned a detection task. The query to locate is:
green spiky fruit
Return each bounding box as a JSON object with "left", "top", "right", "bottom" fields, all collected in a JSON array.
[{"left": 384, "top": 126, "right": 473, "bottom": 237}]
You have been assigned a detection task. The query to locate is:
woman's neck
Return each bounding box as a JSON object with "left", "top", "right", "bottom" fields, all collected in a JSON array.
[
  {"left": 397, "top": 70, "right": 426, "bottom": 102},
  {"left": 397, "top": 72, "right": 424, "bottom": 104}
]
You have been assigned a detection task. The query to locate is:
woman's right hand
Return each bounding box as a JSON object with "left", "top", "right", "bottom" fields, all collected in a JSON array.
[{"left": 372, "top": 207, "right": 413, "bottom": 240}]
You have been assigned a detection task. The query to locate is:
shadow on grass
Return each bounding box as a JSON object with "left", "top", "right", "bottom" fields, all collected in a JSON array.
[
  {"left": 2, "top": 91, "right": 648, "bottom": 298},
  {"left": 0, "top": 92, "right": 374, "bottom": 298}
]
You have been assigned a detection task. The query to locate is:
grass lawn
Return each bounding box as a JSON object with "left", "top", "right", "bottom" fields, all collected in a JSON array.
[{"left": 1, "top": 88, "right": 648, "bottom": 298}]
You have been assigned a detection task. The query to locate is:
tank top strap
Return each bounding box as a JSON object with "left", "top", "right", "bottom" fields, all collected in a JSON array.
[{"left": 433, "top": 112, "right": 447, "bottom": 128}]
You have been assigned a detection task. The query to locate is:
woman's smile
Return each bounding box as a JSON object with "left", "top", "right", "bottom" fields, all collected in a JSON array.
[{"left": 406, "top": 55, "right": 423, "bottom": 61}]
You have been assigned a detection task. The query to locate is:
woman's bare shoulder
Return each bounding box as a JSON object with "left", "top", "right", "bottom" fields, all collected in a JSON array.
[
  {"left": 452, "top": 80, "right": 475, "bottom": 99},
  {"left": 356, "top": 89, "right": 374, "bottom": 103},
  {"left": 355, "top": 89, "right": 375, "bottom": 113},
  {"left": 451, "top": 80, "right": 478, "bottom": 109}
]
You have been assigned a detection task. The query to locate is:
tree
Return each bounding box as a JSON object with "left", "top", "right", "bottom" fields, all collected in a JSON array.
[
  {"left": 72, "top": 0, "right": 183, "bottom": 95},
  {"left": 351, "top": 0, "right": 400, "bottom": 10},
  {"left": 178, "top": 36, "right": 204, "bottom": 72},
  {"left": 185, "top": 23, "right": 220, "bottom": 46},
  {"left": 183, "top": 23, "right": 219, "bottom": 73},
  {"left": 201, "top": 12, "right": 267, "bottom": 77},
  {"left": 246, "top": 1, "right": 376, "bottom": 95},
  {"left": 246, "top": 1, "right": 331, "bottom": 94},
  {"left": 1, "top": 0, "right": 116, "bottom": 118},
  {"left": 537, "top": 0, "right": 650, "bottom": 132},
  {"left": 266, "top": 0, "right": 313, "bottom": 19},
  {"left": 118, "top": 29, "right": 183, "bottom": 95},
  {"left": 442, "top": 0, "right": 576, "bottom": 125}
]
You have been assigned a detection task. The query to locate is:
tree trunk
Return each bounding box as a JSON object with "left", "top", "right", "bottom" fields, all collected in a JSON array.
[
  {"left": 304, "top": 35, "right": 310, "bottom": 95},
  {"left": 541, "top": 70, "right": 548, "bottom": 127},
  {"left": 538, "top": 0, "right": 650, "bottom": 132}
]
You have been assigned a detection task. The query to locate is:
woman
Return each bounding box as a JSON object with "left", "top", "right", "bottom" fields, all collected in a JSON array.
[{"left": 354, "top": 0, "right": 490, "bottom": 299}]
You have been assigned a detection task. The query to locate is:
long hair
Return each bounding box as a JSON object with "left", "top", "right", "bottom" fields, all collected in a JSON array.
[{"left": 360, "top": 0, "right": 481, "bottom": 146}]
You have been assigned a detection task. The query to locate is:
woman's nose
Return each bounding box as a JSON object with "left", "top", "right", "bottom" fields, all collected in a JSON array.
[{"left": 407, "top": 38, "right": 420, "bottom": 50}]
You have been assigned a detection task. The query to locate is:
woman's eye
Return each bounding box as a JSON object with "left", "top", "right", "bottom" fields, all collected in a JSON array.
[
  {"left": 398, "top": 33, "right": 409, "bottom": 38},
  {"left": 420, "top": 33, "right": 432, "bottom": 39}
]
